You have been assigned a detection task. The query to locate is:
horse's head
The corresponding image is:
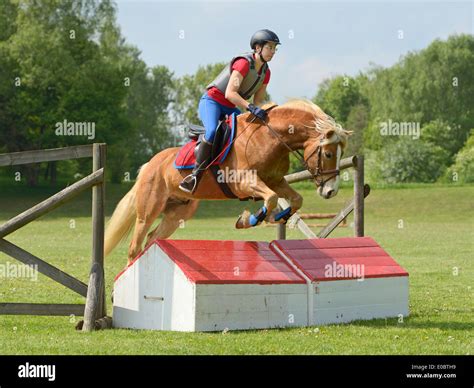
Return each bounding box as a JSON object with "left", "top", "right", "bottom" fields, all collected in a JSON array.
[
  {"left": 304, "top": 127, "right": 348, "bottom": 199},
  {"left": 264, "top": 99, "right": 352, "bottom": 199}
]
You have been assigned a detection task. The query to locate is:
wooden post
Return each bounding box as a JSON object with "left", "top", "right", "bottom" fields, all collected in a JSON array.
[
  {"left": 277, "top": 223, "right": 286, "bottom": 240},
  {"left": 83, "top": 143, "right": 106, "bottom": 332},
  {"left": 276, "top": 198, "right": 316, "bottom": 239},
  {"left": 354, "top": 155, "right": 364, "bottom": 237}
]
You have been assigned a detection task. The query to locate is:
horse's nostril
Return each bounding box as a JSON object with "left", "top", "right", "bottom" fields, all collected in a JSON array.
[{"left": 326, "top": 189, "right": 334, "bottom": 197}]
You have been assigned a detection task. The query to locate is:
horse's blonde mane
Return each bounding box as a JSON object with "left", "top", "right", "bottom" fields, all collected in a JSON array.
[{"left": 264, "top": 99, "right": 352, "bottom": 149}]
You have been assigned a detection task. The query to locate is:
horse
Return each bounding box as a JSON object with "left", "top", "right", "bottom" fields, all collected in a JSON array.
[{"left": 104, "top": 99, "right": 351, "bottom": 264}]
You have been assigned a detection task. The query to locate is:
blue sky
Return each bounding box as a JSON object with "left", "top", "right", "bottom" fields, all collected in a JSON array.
[{"left": 116, "top": 1, "right": 473, "bottom": 103}]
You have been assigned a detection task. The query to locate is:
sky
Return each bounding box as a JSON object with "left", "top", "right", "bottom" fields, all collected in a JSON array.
[{"left": 115, "top": 1, "right": 473, "bottom": 104}]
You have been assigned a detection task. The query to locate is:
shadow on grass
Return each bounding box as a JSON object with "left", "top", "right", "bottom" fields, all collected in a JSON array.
[{"left": 339, "top": 314, "right": 472, "bottom": 331}]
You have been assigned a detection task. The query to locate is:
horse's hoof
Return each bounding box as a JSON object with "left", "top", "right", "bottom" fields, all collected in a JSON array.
[
  {"left": 235, "top": 215, "right": 244, "bottom": 229},
  {"left": 235, "top": 210, "right": 251, "bottom": 229}
]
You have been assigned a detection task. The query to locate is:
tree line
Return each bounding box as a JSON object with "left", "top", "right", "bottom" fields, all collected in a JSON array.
[{"left": 1, "top": 1, "right": 472, "bottom": 186}]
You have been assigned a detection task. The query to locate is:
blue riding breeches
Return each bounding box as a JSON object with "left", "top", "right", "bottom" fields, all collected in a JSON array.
[{"left": 198, "top": 94, "right": 241, "bottom": 142}]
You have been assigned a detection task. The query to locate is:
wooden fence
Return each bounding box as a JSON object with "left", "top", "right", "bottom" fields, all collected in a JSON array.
[
  {"left": 277, "top": 155, "right": 370, "bottom": 239},
  {"left": 0, "top": 143, "right": 108, "bottom": 332}
]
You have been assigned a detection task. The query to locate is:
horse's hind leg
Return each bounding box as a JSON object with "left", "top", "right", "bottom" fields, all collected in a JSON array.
[
  {"left": 128, "top": 182, "right": 168, "bottom": 264},
  {"left": 145, "top": 199, "right": 200, "bottom": 244}
]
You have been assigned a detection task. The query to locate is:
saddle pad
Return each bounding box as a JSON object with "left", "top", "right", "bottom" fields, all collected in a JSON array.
[{"left": 174, "top": 113, "right": 236, "bottom": 170}]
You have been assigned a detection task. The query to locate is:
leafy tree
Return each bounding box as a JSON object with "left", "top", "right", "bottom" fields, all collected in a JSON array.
[
  {"left": 377, "top": 137, "right": 449, "bottom": 183},
  {"left": 172, "top": 62, "right": 227, "bottom": 134},
  {"left": 345, "top": 104, "right": 368, "bottom": 156},
  {"left": 0, "top": 0, "right": 175, "bottom": 185},
  {"left": 441, "top": 130, "right": 474, "bottom": 183},
  {"left": 313, "top": 75, "right": 368, "bottom": 126},
  {"left": 421, "top": 119, "right": 466, "bottom": 160},
  {"left": 366, "top": 34, "right": 474, "bottom": 156}
]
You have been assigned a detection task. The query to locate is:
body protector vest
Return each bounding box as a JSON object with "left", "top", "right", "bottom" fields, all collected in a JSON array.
[{"left": 206, "top": 52, "right": 268, "bottom": 101}]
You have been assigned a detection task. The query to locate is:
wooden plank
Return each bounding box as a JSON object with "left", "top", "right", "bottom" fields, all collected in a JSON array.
[
  {"left": 0, "top": 145, "right": 93, "bottom": 166},
  {"left": 317, "top": 184, "right": 370, "bottom": 238},
  {"left": 277, "top": 198, "right": 316, "bottom": 238},
  {"left": 0, "top": 303, "right": 85, "bottom": 316},
  {"left": 0, "top": 238, "right": 88, "bottom": 297},
  {"left": 0, "top": 168, "right": 104, "bottom": 238},
  {"left": 83, "top": 143, "right": 106, "bottom": 331},
  {"left": 299, "top": 213, "right": 337, "bottom": 219},
  {"left": 284, "top": 156, "right": 357, "bottom": 184},
  {"left": 354, "top": 155, "right": 365, "bottom": 237}
]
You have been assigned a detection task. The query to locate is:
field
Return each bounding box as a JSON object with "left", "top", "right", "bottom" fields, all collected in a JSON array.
[{"left": 0, "top": 180, "right": 473, "bottom": 355}]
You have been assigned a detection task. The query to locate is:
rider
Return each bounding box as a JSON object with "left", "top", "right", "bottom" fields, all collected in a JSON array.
[{"left": 179, "top": 29, "right": 281, "bottom": 194}]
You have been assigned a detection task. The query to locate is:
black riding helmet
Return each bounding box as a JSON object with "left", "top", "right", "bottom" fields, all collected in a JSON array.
[{"left": 250, "top": 29, "right": 281, "bottom": 50}]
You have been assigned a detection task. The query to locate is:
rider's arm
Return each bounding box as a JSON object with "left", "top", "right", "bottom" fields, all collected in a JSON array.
[{"left": 225, "top": 70, "right": 250, "bottom": 110}]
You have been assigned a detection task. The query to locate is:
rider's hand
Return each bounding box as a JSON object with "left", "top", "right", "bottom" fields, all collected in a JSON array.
[{"left": 247, "top": 104, "right": 267, "bottom": 121}]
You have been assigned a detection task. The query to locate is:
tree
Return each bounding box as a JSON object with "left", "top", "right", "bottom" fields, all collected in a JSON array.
[
  {"left": 172, "top": 62, "right": 227, "bottom": 134},
  {"left": 313, "top": 75, "right": 368, "bottom": 126},
  {"left": 377, "top": 138, "right": 449, "bottom": 183},
  {"left": 345, "top": 104, "right": 368, "bottom": 156},
  {"left": 441, "top": 130, "right": 474, "bottom": 183},
  {"left": 366, "top": 34, "right": 474, "bottom": 157},
  {"left": 1, "top": 0, "right": 130, "bottom": 185},
  {"left": 0, "top": 0, "right": 176, "bottom": 185}
]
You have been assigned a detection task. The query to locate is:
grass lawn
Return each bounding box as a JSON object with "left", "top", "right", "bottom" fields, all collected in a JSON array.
[{"left": 0, "top": 179, "right": 472, "bottom": 355}]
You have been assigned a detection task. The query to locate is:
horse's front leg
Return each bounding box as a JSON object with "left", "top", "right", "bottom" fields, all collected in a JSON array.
[
  {"left": 266, "top": 178, "right": 304, "bottom": 224},
  {"left": 233, "top": 175, "right": 279, "bottom": 229}
]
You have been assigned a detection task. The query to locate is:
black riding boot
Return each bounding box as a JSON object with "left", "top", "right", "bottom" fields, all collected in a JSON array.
[{"left": 179, "top": 138, "right": 213, "bottom": 194}]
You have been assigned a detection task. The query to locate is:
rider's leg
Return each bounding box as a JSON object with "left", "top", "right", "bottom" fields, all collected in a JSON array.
[{"left": 179, "top": 95, "right": 222, "bottom": 194}]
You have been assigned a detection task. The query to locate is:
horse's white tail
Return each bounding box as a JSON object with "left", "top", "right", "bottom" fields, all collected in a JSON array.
[{"left": 104, "top": 163, "right": 148, "bottom": 257}]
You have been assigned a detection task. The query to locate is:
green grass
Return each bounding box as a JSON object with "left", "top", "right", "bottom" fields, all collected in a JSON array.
[{"left": 0, "top": 180, "right": 473, "bottom": 355}]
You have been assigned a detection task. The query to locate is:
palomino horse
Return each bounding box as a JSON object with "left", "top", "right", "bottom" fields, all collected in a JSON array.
[{"left": 104, "top": 99, "right": 351, "bottom": 264}]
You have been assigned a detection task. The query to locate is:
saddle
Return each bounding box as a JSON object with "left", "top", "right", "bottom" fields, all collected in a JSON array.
[
  {"left": 174, "top": 113, "right": 239, "bottom": 199},
  {"left": 175, "top": 114, "right": 236, "bottom": 169}
]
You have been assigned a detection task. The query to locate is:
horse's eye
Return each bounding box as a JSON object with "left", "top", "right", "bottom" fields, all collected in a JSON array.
[{"left": 324, "top": 151, "right": 332, "bottom": 159}]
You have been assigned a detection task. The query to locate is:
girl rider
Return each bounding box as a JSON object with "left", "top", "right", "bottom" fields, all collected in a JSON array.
[{"left": 179, "top": 29, "right": 281, "bottom": 193}]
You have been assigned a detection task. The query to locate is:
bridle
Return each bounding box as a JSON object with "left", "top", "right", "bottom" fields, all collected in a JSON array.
[{"left": 259, "top": 104, "right": 341, "bottom": 188}]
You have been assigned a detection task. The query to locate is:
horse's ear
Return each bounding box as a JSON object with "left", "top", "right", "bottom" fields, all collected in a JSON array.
[{"left": 325, "top": 129, "right": 335, "bottom": 139}]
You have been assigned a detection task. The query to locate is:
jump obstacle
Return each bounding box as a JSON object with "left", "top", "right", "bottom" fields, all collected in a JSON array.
[
  {"left": 113, "top": 155, "right": 410, "bottom": 331},
  {"left": 113, "top": 238, "right": 409, "bottom": 331},
  {"left": 0, "top": 144, "right": 108, "bottom": 331}
]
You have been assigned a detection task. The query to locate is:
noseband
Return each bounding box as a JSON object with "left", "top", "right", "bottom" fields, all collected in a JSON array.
[{"left": 302, "top": 143, "right": 340, "bottom": 188}]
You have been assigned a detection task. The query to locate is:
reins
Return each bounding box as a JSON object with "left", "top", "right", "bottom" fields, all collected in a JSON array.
[{"left": 196, "top": 104, "right": 341, "bottom": 188}]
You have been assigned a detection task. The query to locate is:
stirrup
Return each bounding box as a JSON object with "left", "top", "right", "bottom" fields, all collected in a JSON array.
[{"left": 179, "top": 174, "right": 197, "bottom": 194}]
